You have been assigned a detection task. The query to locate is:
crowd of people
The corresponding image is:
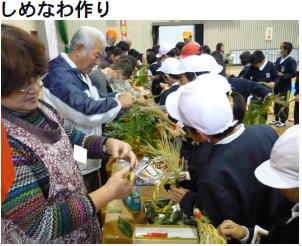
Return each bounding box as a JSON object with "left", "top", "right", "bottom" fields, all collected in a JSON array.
[{"left": 1, "top": 24, "right": 299, "bottom": 244}]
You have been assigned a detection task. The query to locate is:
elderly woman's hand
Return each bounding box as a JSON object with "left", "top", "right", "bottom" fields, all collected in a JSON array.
[
  {"left": 89, "top": 166, "right": 136, "bottom": 211},
  {"left": 105, "top": 138, "right": 138, "bottom": 169},
  {"left": 104, "top": 166, "right": 136, "bottom": 199}
]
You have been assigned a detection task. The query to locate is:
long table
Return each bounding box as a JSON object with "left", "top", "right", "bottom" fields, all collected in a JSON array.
[{"left": 102, "top": 161, "right": 168, "bottom": 244}]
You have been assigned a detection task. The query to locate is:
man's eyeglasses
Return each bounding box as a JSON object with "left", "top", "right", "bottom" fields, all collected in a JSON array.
[{"left": 18, "top": 73, "right": 47, "bottom": 93}]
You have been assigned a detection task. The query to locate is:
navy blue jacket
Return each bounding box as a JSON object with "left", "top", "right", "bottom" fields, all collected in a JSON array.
[
  {"left": 42, "top": 55, "right": 121, "bottom": 128},
  {"left": 228, "top": 77, "right": 271, "bottom": 101},
  {"left": 179, "top": 125, "right": 283, "bottom": 228},
  {"left": 238, "top": 65, "right": 250, "bottom": 78},
  {"left": 274, "top": 56, "right": 297, "bottom": 92},
  {"left": 159, "top": 84, "right": 180, "bottom": 106},
  {"left": 238, "top": 65, "right": 251, "bottom": 78},
  {"left": 243, "top": 61, "right": 278, "bottom": 84},
  {"left": 149, "top": 62, "right": 161, "bottom": 76}
]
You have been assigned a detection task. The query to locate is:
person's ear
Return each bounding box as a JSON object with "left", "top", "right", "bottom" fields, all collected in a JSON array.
[
  {"left": 112, "top": 69, "right": 123, "bottom": 80},
  {"left": 195, "top": 129, "right": 209, "bottom": 143},
  {"left": 75, "top": 44, "right": 85, "bottom": 57},
  {"left": 117, "top": 70, "right": 123, "bottom": 79},
  {"left": 163, "top": 74, "right": 170, "bottom": 83}
]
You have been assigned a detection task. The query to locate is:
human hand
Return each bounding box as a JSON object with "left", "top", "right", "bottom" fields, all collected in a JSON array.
[
  {"left": 295, "top": 94, "right": 299, "bottom": 102},
  {"left": 167, "top": 186, "right": 190, "bottom": 203},
  {"left": 135, "top": 96, "right": 148, "bottom": 104},
  {"left": 118, "top": 93, "right": 134, "bottom": 109},
  {"left": 103, "top": 166, "right": 136, "bottom": 200},
  {"left": 160, "top": 83, "right": 169, "bottom": 90},
  {"left": 105, "top": 138, "right": 138, "bottom": 169},
  {"left": 266, "top": 82, "right": 275, "bottom": 89},
  {"left": 150, "top": 75, "right": 159, "bottom": 80},
  {"left": 217, "top": 219, "right": 248, "bottom": 241},
  {"left": 277, "top": 72, "right": 284, "bottom": 77}
]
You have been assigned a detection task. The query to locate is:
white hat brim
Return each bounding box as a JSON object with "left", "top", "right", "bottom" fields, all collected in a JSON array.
[
  {"left": 211, "top": 63, "right": 223, "bottom": 74},
  {"left": 254, "top": 160, "right": 299, "bottom": 189},
  {"left": 165, "top": 86, "right": 186, "bottom": 122}
]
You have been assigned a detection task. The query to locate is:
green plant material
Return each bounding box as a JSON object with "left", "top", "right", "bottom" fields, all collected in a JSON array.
[
  {"left": 162, "top": 206, "right": 174, "bottom": 215},
  {"left": 200, "top": 215, "right": 212, "bottom": 224},
  {"left": 104, "top": 103, "right": 177, "bottom": 157},
  {"left": 133, "top": 65, "right": 149, "bottom": 87},
  {"left": 142, "top": 129, "right": 183, "bottom": 214},
  {"left": 257, "top": 81, "right": 268, "bottom": 86},
  {"left": 145, "top": 199, "right": 194, "bottom": 226},
  {"left": 138, "top": 106, "right": 175, "bottom": 127},
  {"left": 142, "top": 128, "right": 183, "bottom": 176},
  {"left": 153, "top": 214, "right": 171, "bottom": 225},
  {"left": 156, "top": 199, "right": 170, "bottom": 208},
  {"left": 107, "top": 208, "right": 122, "bottom": 213},
  {"left": 146, "top": 205, "right": 156, "bottom": 221},
  {"left": 171, "top": 210, "right": 183, "bottom": 224},
  {"left": 118, "top": 216, "right": 133, "bottom": 238},
  {"left": 243, "top": 94, "right": 287, "bottom": 125},
  {"left": 195, "top": 219, "right": 226, "bottom": 244},
  {"left": 55, "top": 20, "right": 69, "bottom": 53},
  {"left": 104, "top": 103, "right": 158, "bottom": 156}
]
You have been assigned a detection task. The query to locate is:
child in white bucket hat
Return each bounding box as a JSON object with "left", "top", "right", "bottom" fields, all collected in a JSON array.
[
  {"left": 166, "top": 74, "right": 285, "bottom": 237},
  {"left": 218, "top": 125, "right": 299, "bottom": 243},
  {"left": 156, "top": 57, "right": 182, "bottom": 106},
  {"left": 178, "top": 54, "right": 223, "bottom": 85}
]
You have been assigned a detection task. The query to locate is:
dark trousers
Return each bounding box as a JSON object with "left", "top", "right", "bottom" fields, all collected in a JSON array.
[
  {"left": 83, "top": 169, "right": 101, "bottom": 193},
  {"left": 294, "top": 101, "right": 299, "bottom": 125},
  {"left": 274, "top": 90, "right": 289, "bottom": 123}
]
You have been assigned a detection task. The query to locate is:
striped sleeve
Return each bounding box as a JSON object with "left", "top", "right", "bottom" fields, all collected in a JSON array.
[
  {"left": 60, "top": 117, "right": 108, "bottom": 159},
  {"left": 1, "top": 137, "right": 96, "bottom": 242}
]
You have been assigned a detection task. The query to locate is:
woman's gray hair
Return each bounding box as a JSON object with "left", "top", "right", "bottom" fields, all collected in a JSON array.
[{"left": 70, "top": 26, "right": 106, "bottom": 51}]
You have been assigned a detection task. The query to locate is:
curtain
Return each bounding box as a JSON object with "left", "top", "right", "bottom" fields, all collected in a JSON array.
[
  {"left": 152, "top": 26, "right": 159, "bottom": 46},
  {"left": 56, "top": 20, "right": 69, "bottom": 54},
  {"left": 194, "top": 24, "right": 204, "bottom": 46}
]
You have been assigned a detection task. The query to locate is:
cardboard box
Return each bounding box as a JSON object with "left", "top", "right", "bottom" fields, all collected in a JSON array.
[{"left": 133, "top": 224, "right": 198, "bottom": 244}]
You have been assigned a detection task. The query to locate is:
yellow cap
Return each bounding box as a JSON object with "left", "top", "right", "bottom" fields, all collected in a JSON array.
[{"left": 183, "top": 31, "right": 192, "bottom": 39}]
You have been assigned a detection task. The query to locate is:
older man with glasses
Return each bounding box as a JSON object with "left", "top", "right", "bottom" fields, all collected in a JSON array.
[{"left": 42, "top": 26, "right": 134, "bottom": 192}]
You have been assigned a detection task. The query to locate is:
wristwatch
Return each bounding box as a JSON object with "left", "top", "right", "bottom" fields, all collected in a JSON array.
[{"left": 102, "top": 138, "right": 110, "bottom": 154}]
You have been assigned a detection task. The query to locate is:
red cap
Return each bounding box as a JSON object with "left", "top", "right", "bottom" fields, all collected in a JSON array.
[{"left": 179, "top": 43, "right": 200, "bottom": 59}]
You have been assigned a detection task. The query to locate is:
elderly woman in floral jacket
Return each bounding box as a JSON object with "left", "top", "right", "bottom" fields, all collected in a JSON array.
[{"left": 1, "top": 24, "right": 137, "bottom": 243}]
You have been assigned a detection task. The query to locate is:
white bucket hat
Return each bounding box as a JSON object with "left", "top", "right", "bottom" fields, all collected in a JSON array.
[
  {"left": 157, "top": 57, "right": 182, "bottom": 75},
  {"left": 179, "top": 54, "right": 223, "bottom": 74},
  {"left": 254, "top": 125, "right": 299, "bottom": 189},
  {"left": 166, "top": 74, "right": 236, "bottom": 135},
  {"left": 156, "top": 45, "right": 170, "bottom": 58}
]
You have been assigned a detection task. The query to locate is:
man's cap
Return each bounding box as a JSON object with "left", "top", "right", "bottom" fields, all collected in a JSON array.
[
  {"left": 157, "top": 57, "right": 182, "bottom": 75},
  {"left": 254, "top": 125, "right": 299, "bottom": 189},
  {"left": 166, "top": 74, "right": 235, "bottom": 135},
  {"left": 179, "top": 43, "right": 200, "bottom": 59},
  {"left": 179, "top": 54, "right": 223, "bottom": 74},
  {"left": 183, "top": 31, "right": 192, "bottom": 39},
  {"left": 106, "top": 29, "right": 118, "bottom": 38}
]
